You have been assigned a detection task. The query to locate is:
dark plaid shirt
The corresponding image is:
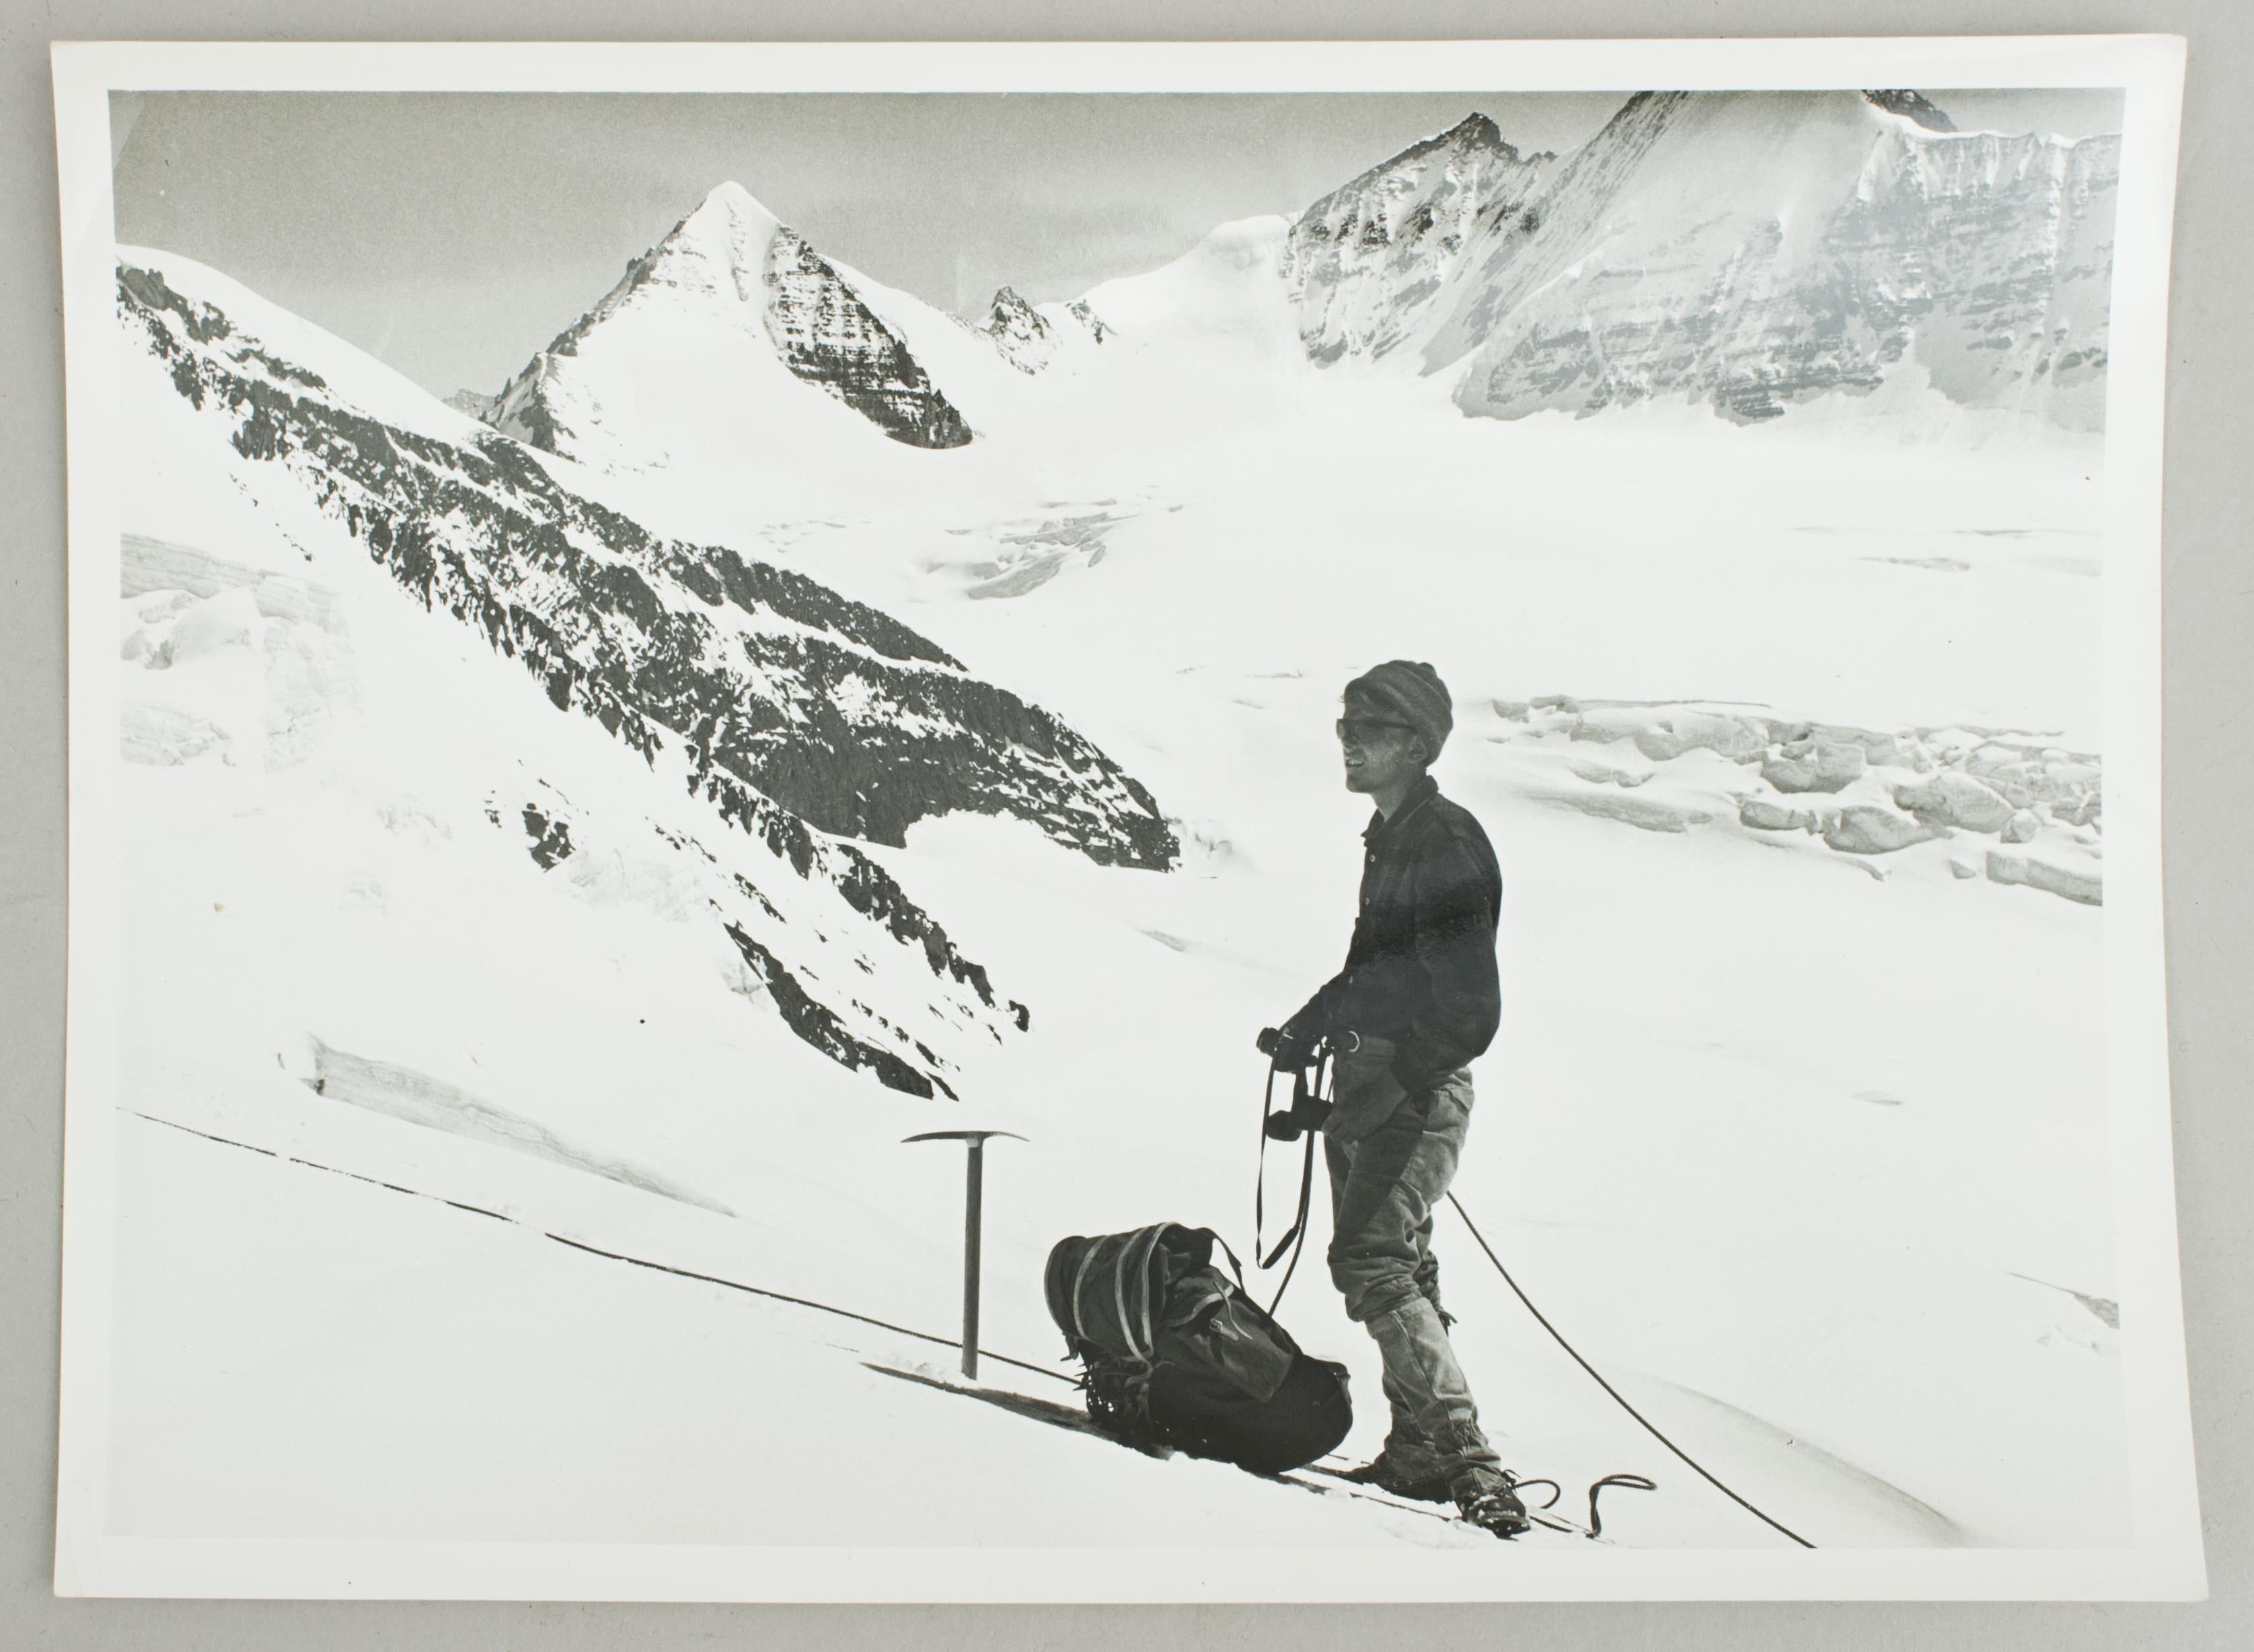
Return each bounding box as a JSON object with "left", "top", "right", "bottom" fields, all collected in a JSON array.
[{"left": 1287, "top": 775, "right": 1503, "bottom": 1094}]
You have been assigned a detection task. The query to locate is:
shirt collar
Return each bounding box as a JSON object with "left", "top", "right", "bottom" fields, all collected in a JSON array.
[{"left": 1363, "top": 774, "right": 1439, "bottom": 846}]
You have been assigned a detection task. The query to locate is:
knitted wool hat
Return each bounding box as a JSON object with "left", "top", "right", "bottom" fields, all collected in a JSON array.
[{"left": 1344, "top": 660, "right": 1453, "bottom": 761}]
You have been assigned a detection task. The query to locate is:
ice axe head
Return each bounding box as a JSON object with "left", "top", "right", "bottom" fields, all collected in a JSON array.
[{"left": 903, "top": 1129, "right": 1026, "bottom": 1148}]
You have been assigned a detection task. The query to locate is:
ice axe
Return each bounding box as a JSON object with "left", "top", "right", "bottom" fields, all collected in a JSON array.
[{"left": 903, "top": 1129, "right": 1025, "bottom": 1379}]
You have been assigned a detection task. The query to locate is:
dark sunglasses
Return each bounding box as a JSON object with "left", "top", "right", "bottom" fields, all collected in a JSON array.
[{"left": 1335, "top": 717, "right": 1417, "bottom": 745}]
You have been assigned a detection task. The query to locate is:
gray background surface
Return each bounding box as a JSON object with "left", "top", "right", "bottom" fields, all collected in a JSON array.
[{"left": 3, "top": 1, "right": 2245, "bottom": 1647}]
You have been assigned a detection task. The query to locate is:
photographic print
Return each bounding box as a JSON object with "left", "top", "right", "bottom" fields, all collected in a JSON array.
[{"left": 51, "top": 38, "right": 2197, "bottom": 1600}]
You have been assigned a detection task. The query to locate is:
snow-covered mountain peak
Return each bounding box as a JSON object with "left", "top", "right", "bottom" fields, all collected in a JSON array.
[
  {"left": 658, "top": 177, "right": 784, "bottom": 261},
  {"left": 696, "top": 177, "right": 771, "bottom": 216},
  {"left": 1421, "top": 89, "right": 2118, "bottom": 429},
  {"left": 979, "top": 286, "right": 1056, "bottom": 374},
  {"left": 550, "top": 180, "right": 792, "bottom": 331},
  {"left": 1281, "top": 110, "right": 1553, "bottom": 365},
  {"left": 461, "top": 83, "right": 2115, "bottom": 477},
  {"left": 1395, "top": 110, "right": 1534, "bottom": 170},
  {"left": 476, "top": 174, "right": 983, "bottom": 459}
]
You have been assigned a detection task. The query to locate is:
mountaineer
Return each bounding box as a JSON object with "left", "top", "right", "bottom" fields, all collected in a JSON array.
[{"left": 1269, "top": 659, "right": 1528, "bottom": 1538}]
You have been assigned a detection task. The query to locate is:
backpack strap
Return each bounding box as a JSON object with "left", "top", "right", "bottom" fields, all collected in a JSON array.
[
  {"left": 1106, "top": 1225, "right": 1148, "bottom": 1363},
  {"left": 1254, "top": 1067, "right": 1278, "bottom": 1258},
  {"left": 1207, "top": 1231, "right": 1246, "bottom": 1286},
  {"left": 1067, "top": 1236, "right": 1105, "bottom": 1346},
  {"left": 1259, "top": 1130, "right": 1317, "bottom": 1270},
  {"left": 1177, "top": 1226, "right": 1247, "bottom": 1292},
  {"left": 1111, "top": 1230, "right": 1141, "bottom": 1361},
  {"left": 1257, "top": 1131, "right": 1319, "bottom": 1315},
  {"left": 1116, "top": 1224, "right": 1169, "bottom": 1363}
]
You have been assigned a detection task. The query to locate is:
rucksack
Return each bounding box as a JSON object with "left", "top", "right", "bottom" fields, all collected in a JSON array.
[{"left": 1043, "top": 1222, "right": 1353, "bottom": 1474}]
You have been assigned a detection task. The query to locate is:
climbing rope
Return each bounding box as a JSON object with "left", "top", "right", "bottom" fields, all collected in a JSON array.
[{"left": 1445, "top": 1191, "right": 1817, "bottom": 1548}]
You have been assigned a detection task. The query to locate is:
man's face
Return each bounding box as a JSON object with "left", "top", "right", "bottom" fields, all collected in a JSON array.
[{"left": 1337, "top": 707, "right": 1426, "bottom": 796}]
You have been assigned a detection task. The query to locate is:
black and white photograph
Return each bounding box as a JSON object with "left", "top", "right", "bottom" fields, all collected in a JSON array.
[{"left": 49, "top": 36, "right": 2197, "bottom": 1601}]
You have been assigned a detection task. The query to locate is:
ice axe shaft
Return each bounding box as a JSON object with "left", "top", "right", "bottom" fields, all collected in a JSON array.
[
  {"left": 963, "top": 1140, "right": 984, "bottom": 1374},
  {"left": 903, "top": 1129, "right": 1024, "bottom": 1379}
]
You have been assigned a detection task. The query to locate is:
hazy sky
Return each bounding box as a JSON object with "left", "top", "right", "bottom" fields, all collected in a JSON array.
[{"left": 110, "top": 89, "right": 2126, "bottom": 402}]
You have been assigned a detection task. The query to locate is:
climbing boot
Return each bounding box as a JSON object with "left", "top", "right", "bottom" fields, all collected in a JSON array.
[
  {"left": 1454, "top": 1472, "right": 1533, "bottom": 1539},
  {"left": 1339, "top": 1450, "right": 1453, "bottom": 1505}
]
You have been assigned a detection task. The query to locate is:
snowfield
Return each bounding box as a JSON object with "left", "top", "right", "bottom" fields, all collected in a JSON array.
[{"left": 94, "top": 94, "right": 2127, "bottom": 1568}]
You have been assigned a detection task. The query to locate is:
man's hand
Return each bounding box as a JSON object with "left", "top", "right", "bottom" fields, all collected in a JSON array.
[{"left": 1256, "top": 1025, "right": 1318, "bottom": 1072}]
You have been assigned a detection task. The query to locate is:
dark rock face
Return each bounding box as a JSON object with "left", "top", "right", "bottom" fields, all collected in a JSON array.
[
  {"left": 1065, "top": 299, "right": 1111, "bottom": 343},
  {"left": 1863, "top": 89, "right": 1958, "bottom": 132},
  {"left": 1282, "top": 112, "right": 1553, "bottom": 365},
  {"left": 724, "top": 924, "right": 952, "bottom": 1098},
  {"left": 764, "top": 230, "right": 972, "bottom": 448},
  {"left": 1419, "top": 91, "right": 2119, "bottom": 430},
  {"left": 980, "top": 286, "right": 1055, "bottom": 374},
  {"left": 124, "top": 260, "right": 1175, "bottom": 1093},
  {"left": 521, "top": 803, "right": 575, "bottom": 868},
  {"left": 118, "top": 264, "right": 324, "bottom": 387}
]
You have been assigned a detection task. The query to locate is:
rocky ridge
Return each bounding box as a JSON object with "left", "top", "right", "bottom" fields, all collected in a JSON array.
[
  {"left": 1063, "top": 299, "right": 1111, "bottom": 344},
  {"left": 1281, "top": 112, "right": 1553, "bottom": 367},
  {"left": 1862, "top": 89, "right": 1958, "bottom": 132},
  {"left": 121, "top": 256, "right": 1178, "bottom": 1092}
]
